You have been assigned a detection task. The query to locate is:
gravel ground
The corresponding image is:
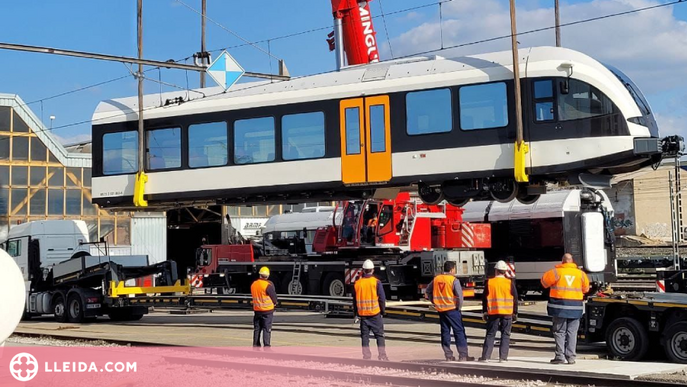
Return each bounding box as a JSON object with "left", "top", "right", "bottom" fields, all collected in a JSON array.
[
  {"left": 6, "top": 334, "right": 123, "bottom": 347},
  {"left": 637, "top": 369, "right": 687, "bottom": 384}
]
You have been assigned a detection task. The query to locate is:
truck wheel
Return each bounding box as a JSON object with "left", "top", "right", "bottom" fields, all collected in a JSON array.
[
  {"left": 606, "top": 317, "right": 649, "bottom": 361},
  {"left": 129, "top": 314, "right": 144, "bottom": 321},
  {"left": 664, "top": 322, "right": 687, "bottom": 364},
  {"left": 322, "top": 273, "right": 346, "bottom": 297},
  {"left": 53, "top": 295, "right": 68, "bottom": 323},
  {"left": 67, "top": 294, "right": 85, "bottom": 323},
  {"left": 280, "top": 275, "right": 303, "bottom": 295}
]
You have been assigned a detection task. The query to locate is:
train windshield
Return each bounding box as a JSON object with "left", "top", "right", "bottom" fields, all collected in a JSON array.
[{"left": 604, "top": 64, "right": 651, "bottom": 116}]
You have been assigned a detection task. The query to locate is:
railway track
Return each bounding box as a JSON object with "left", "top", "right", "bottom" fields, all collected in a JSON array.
[{"left": 7, "top": 333, "right": 681, "bottom": 387}]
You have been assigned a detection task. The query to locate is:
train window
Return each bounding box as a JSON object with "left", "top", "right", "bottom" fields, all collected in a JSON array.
[
  {"left": 533, "top": 80, "right": 555, "bottom": 122},
  {"left": 103, "top": 131, "right": 138, "bottom": 175},
  {"left": 147, "top": 127, "right": 181, "bottom": 170},
  {"left": 558, "top": 80, "right": 613, "bottom": 121},
  {"left": 234, "top": 117, "right": 275, "bottom": 164},
  {"left": 459, "top": 82, "right": 508, "bottom": 130},
  {"left": 345, "top": 107, "right": 361, "bottom": 155},
  {"left": 369, "top": 105, "right": 386, "bottom": 153},
  {"left": 406, "top": 88, "right": 452, "bottom": 135},
  {"left": 282, "top": 112, "right": 325, "bottom": 160},
  {"left": 188, "top": 122, "right": 228, "bottom": 168}
]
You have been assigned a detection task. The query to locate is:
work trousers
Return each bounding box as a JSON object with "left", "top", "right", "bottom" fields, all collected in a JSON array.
[
  {"left": 480, "top": 315, "right": 512, "bottom": 360},
  {"left": 360, "top": 314, "right": 387, "bottom": 359},
  {"left": 438, "top": 309, "right": 469, "bottom": 358},
  {"left": 552, "top": 316, "right": 580, "bottom": 361},
  {"left": 253, "top": 311, "right": 274, "bottom": 347}
]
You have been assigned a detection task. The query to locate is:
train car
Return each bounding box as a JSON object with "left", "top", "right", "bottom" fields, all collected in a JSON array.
[
  {"left": 91, "top": 47, "right": 680, "bottom": 209},
  {"left": 461, "top": 189, "right": 616, "bottom": 293}
]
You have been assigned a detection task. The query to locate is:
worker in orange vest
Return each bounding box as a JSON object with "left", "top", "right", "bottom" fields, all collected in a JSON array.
[
  {"left": 426, "top": 261, "right": 474, "bottom": 361},
  {"left": 251, "top": 266, "right": 278, "bottom": 349},
  {"left": 541, "top": 253, "right": 590, "bottom": 364},
  {"left": 352, "top": 259, "right": 389, "bottom": 361},
  {"left": 479, "top": 260, "right": 518, "bottom": 362}
]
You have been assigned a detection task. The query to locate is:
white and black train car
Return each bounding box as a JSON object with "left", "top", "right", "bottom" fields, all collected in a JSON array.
[
  {"left": 462, "top": 189, "right": 616, "bottom": 293},
  {"left": 91, "top": 46, "right": 678, "bottom": 209}
]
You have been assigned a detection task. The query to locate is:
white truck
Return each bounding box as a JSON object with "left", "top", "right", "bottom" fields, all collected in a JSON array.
[{"left": 1, "top": 220, "right": 188, "bottom": 323}]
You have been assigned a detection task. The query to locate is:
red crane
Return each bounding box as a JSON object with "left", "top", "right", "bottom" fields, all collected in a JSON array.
[{"left": 329, "top": 0, "right": 380, "bottom": 66}]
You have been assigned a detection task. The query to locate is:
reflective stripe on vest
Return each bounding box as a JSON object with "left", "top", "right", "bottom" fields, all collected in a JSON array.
[
  {"left": 548, "top": 266, "right": 585, "bottom": 301},
  {"left": 432, "top": 274, "right": 457, "bottom": 312},
  {"left": 251, "top": 279, "right": 275, "bottom": 312},
  {"left": 354, "top": 276, "right": 381, "bottom": 316},
  {"left": 486, "top": 276, "right": 514, "bottom": 315}
]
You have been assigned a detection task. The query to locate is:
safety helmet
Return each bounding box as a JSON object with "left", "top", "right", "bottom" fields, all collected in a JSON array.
[
  {"left": 362, "top": 259, "right": 374, "bottom": 270},
  {"left": 259, "top": 266, "right": 270, "bottom": 276},
  {"left": 495, "top": 260, "right": 509, "bottom": 271}
]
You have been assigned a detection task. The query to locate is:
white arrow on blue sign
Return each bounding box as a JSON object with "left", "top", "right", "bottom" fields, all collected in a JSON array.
[{"left": 206, "top": 50, "right": 245, "bottom": 90}]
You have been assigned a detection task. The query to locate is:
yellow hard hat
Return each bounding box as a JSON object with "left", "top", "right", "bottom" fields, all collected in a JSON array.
[{"left": 259, "top": 266, "right": 270, "bottom": 276}]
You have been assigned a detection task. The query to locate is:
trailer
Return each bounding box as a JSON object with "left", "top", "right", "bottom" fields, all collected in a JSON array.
[
  {"left": 190, "top": 193, "right": 490, "bottom": 299},
  {"left": 585, "top": 290, "right": 687, "bottom": 363},
  {"left": 2, "top": 220, "right": 189, "bottom": 323}
]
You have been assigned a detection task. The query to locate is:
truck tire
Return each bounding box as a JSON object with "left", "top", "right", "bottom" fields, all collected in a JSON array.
[
  {"left": 280, "top": 275, "right": 303, "bottom": 295},
  {"left": 606, "top": 317, "right": 649, "bottom": 361},
  {"left": 67, "top": 294, "right": 85, "bottom": 323},
  {"left": 53, "top": 294, "right": 68, "bottom": 323},
  {"left": 663, "top": 322, "right": 687, "bottom": 364},
  {"left": 322, "top": 273, "right": 346, "bottom": 297}
]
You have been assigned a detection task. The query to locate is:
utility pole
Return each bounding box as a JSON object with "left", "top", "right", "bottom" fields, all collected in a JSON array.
[
  {"left": 510, "top": 0, "right": 528, "bottom": 183},
  {"left": 137, "top": 0, "right": 144, "bottom": 177},
  {"left": 555, "top": 0, "right": 561, "bottom": 47},
  {"left": 200, "top": 0, "right": 207, "bottom": 88}
]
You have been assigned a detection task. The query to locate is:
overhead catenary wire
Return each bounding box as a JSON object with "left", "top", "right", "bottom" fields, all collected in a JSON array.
[
  {"left": 377, "top": 0, "right": 395, "bottom": 59},
  {"left": 14, "top": 0, "right": 687, "bottom": 135}
]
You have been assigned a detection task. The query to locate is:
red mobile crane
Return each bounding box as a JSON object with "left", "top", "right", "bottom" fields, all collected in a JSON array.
[
  {"left": 190, "top": 193, "right": 490, "bottom": 299},
  {"left": 328, "top": 0, "right": 380, "bottom": 68}
]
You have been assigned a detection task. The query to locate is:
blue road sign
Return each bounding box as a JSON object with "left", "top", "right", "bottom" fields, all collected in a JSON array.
[{"left": 206, "top": 51, "right": 245, "bottom": 90}]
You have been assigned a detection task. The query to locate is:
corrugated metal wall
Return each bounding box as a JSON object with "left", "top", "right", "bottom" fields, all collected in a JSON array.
[{"left": 130, "top": 213, "right": 167, "bottom": 264}]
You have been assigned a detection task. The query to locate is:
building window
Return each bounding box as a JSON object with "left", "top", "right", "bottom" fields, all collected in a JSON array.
[
  {"left": 12, "top": 111, "right": 29, "bottom": 132},
  {"left": 0, "top": 107, "right": 10, "bottom": 132},
  {"left": 12, "top": 136, "right": 28, "bottom": 160},
  {"left": 103, "top": 131, "right": 138, "bottom": 175},
  {"left": 234, "top": 117, "right": 275, "bottom": 165},
  {"left": 11, "top": 188, "right": 27, "bottom": 215},
  {"left": 558, "top": 79, "right": 614, "bottom": 121},
  {"left": 533, "top": 79, "right": 555, "bottom": 122},
  {"left": 406, "top": 88, "right": 452, "bottom": 135},
  {"left": 66, "top": 168, "right": 81, "bottom": 187},
  {"left": 369, "top": 105, "right": 386, "bottom": 153},
  {"left": 147, "top": 127, "right": 181, "bottom": 170},
  {"left": 459, "top": 82, "right": 509, "bottom": 130},
  {"left": 0, "top": 166, "right": 9, "bottom": 187},
  {"left": 66, "top": 190, "right": 81, "bottom": 215},
  {"left": 48, "top": 167, "right": 64, "bottom": 187},
  {"left": 30, "top": 189, "right": 46, "bottom": 215},
  {"left": 189, "top": 122, "right": 228, "bottom": 168},
  {"left": 0, "top": 135, "right": 9, "bottom": 160},
  {"left": 282, "top": 112, "right": 325, "bottom": 160},
  {"left": 30, "top": 167, "right": 46, "bottom": 187},
  {"left": 12, "top": 166, "right": 28, "bottom": 186},
  {"left": 30, "top": 137, "right": 47, "bottom": 162},
  {"left": 345, "top": 107, "right": 361, "bottom": 155},
  {"left": 48, "top": 189, "right": 64, "bottom": 215}
]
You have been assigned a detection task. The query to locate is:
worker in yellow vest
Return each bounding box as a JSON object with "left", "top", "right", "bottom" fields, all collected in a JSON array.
[
  {"left": 251, "top": 266, "right": 278, "bottom": 349},
  {"left": 352, "top": 259, "right": 389, "bottom": 361},
  {"left": 479, "top": 260, "right": 518, "bottom": 362},
  {"left": 426, "top": 261, "right": 474, "bottom": 361},
  {"left": 541, "top": 253, "right": 590, "bottom": 364}
]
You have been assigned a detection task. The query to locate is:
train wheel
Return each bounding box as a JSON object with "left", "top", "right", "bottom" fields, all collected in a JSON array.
[
  {"left": 516, "top": 191, "right": 540, "bottom": 205},
  {"left": 53, "top": 294, "right": 68, "bottom": 323},
  {"left": 664, "top": 322, "right": 687, "bottom": 364},
  {"left": 322, "top": 273, "right": 346, "bottom": 297},
  {"left": 446, "top": 198, "right": 470, "bottom": 207},
  {"left": 489, "top": 180, "right": 518, "bottom": 203},
  {"left": 606, "top": 317, "right": 649, "bottom": 361},
  {"left": 418, "top": 184, "right": 444, "bottom": 205}
]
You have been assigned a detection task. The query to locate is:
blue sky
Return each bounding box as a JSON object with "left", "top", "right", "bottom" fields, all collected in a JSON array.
[{"left": 1, "top": 0, "right": 686, "bottom": 143}]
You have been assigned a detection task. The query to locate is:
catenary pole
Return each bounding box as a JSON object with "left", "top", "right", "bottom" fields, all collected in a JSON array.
[
  {"left": 200, "top": 0, "right": 207, "bottom": 88},
  {"left": 555, "top": 0, "right": 561, "bottom": 47}
]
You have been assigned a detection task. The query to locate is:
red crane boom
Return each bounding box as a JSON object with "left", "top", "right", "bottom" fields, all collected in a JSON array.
[{"left": 330, "top": 0, "right": 380, "bottom": 66}]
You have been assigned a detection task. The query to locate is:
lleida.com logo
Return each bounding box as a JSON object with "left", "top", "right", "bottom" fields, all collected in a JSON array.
[
  {"left": 9, "top": 353, "right": 39, "bottom": 382},
  {"left": 8, "top": 352, "right": 137, "bottom": 382}
]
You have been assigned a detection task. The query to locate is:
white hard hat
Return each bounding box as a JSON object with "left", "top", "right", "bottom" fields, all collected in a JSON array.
[
  {"left": 495, "top": 260, "right": 509, "bottom": 271},
  {"left": 362, "top": 259, "right": 374, "bottom": 270}
]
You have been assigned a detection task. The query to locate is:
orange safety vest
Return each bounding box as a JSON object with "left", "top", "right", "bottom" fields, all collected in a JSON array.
[
  {"left": 486, "top": 276, "right": 514, "bottom": 315},
  {"left": 354, "top": 276, "right": 381, "bottom": 316},
  {"left": 432, "top": 274, "right": 458, "bottom": 312},
  {"left": 251, "top": 279, "right": 275, "bottom": 312},
  {"left": 541, "top": 263, "right": 590, "bottom": 301}
]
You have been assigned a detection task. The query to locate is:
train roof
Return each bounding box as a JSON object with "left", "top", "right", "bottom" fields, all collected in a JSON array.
[
  {"left": 462, "top": 190, "right": 612, "bottom": 222},
  {"left": 92, "top": 46, "right": 617, "bottom": 126}
]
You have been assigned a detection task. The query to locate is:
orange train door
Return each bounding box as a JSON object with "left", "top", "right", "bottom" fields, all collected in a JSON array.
[{"left": 340, "top": 96, "right": 392, "bottom": 185}]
